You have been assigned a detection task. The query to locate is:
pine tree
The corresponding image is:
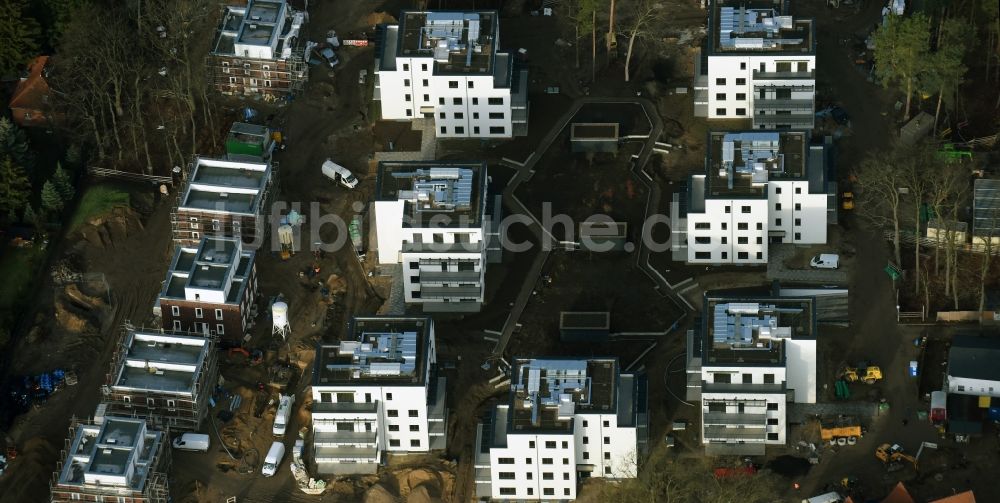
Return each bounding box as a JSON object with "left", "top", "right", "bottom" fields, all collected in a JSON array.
[
  {"left": 873, "top": 14, "right": 932, "bottom": 121},
  {"left": 52, "top": 162, "right": 75, "bottom": 201},
  {"left": 41, "top": 180, "right": 64, "bottom": 213},
  {"left": 0, "top": 0, "right": 41, "bottom": 76},
  {"left": 23, "top": 203, "right": 36, "bottom": 225},
  {"left": 0, "top": 117, "right": 34, "bottom": 172},
  {"left": 0, "top": 156, "right": 31, "bottom": 216}
]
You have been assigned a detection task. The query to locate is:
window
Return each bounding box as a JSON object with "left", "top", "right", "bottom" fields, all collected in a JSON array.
[
  {"left": 439, "top": 112, "right": 446, "bottom": 119},
  {"left": 404, "top": 79, "right": 410, "bottom": 86},
  {"left": 440, "top": 126, "right": 447, "bottom": 134},
  {"left": 695, "top": 237, "right": 711, "bottom": 244},
  {"left": 215, "top": 309, "right": 223, "bottom": 320},
  {"left": 529, "top": 441, "right": 535, "bottom": 448},
  {"left": 794, "top": 203, "right": 801, "bottom": 211},
  {"left": 545, "top": 441, "right": 556, "bottom": 448},
  {"left": 736, "top": 108, "right": 747, "bottom": 116},
  {"left": 489, "top": 126, "right": 505, "bottom": 134},
  {"left": 527, "top": 472, "right": 533, "bottom": 479},
  {"left": 738, "top": 222, "right": 748, "bottom": 230},
  {"left": 767, "top": 433, "right": 780, "bottom": 441},
  {"left": 736, "top": 93, "right": 746, "bottom": 100},
  {"left": 544, "top": 488, "right": 555, "bottom": 496},
  {"left": 957, "top": 385, "right": 965, "bottom": 391},
  {"left": 565, "top": 488, "right": 572, "bottom": 496},
  {"left": 499, "top": 488, "right": 516, "bottom": 496},
  {"left": 405, "top": 94, "right": 411, "bottom": 102},
  {"left": 794, "top": 232, "right": 801, "bottom": 240},
  {"left": 757, "top": 222, "right": 763, "bottom": 230},
  {"left": 448, "top": 80, "right": 458, "bottom": 88},
  {"left": 763, "top": 374, "right": 775, "bottom": 384},
  {"left": 775, "top": 203, "right": 782, "bottom": 211},
  {"left": 695, "top": 222, "right": 710, "bottom": 230},
  {"left": 605, "top": 466, "right": 612, "bottom": 475},
  {"left": 499, "top": 472, "right": 515, "bottom": 480},
  {"left": 388, "top": 410, "right": 398, "bottom": 417},
  {"left": 721, "top": 222, "right": 727, "bottom": 230},
  {"left": 525, "top": 458, "right": 532, "bottom": 464},
  {"left": 421, "top": 63, "right": 428, "bottom": 71},
  {"left": 716, "top": 93, "right": 726, "bottom": 100},
  {"left": 722, "top": 252, "right": 728, "bottom": 259},
  {"left": 756, "top": 252, "right": 763, "bottom": 259},
  {"left": 542, "top": 458, "right": 553, "bottom": 465},
  {"left": 488, "top": 97, "right": 503, "bottom": 105},
  {"left": 798, "top": 61, "right": 808, "bottom": 72},
  {"left": 741, "top": 205, "right": 751, "bottom": 213},
  {"left": 794, "top": 218, "right": 801, "bottom": 226},
  {"left": 795, "top": 187, "right": 802, "bottom": 194},
  {"left": 473, "top": 126, "right": 480, "bottom": 134},
  {"left": 489, "top": 112, "right": 504, "bottom": 119},
  {"left": 562, "top": 441, "right": 568, "bottom": 448},
  {"left": 455, "top": 126, "right": 465, "bottom": 134},
  {"left": 743, "top": 374, "right": 753, "bottom": 384},
  {"left": 468, "top": 81, "right": 474, "bottom": 88},
  {"left": 195, "top": 308, "right": 203, "bottom": 319},
  {"left": 725, "top": 206, "right": 731, "bottom": 213},
  {"left": 583, "top": 436, "right": 589, "bottom": 444},
  {"left": 776, "top": 61, "right": 791, "bottom": 72},
  {"left": 498, "top": 458, "right": 514, "bottom": 464},
  {"left": 767, "top": 418, "right": 779, "bottom": 425},
  {"left": 527, "top": 488, "right": 533, "bottom": 496},
  {"left": 756, "top": 237, "right": 763, "bottom": 244},
  {"left": 716, "top": 108, "right": 727, "bottom": 116},
  {"left": 721, "top": 237, "right": 727, "bottom": 244},
  {"left": 171, "top": 306, "right": 180, "bottom": 316},
  {"left": 173, "top": 320, "right": 182, "bottom": 331},
  {"left": 583, "top": 451, "right": 590, "bottom": 460},
  {"left": 695, "top": 252, "right": 711, "bottom": 260},
  {"left": 736, "top": 78, "right": 746, "bottom": 85},
  {"left": 410, "top": 439, "right": 420, "bottom": 447},
  {"left": 454, "top": 112, "right": 464, "bottom": 119},
  {"left": 217, "top": 324, "right": 225, "bottom": 335},
  {"left": 543, "top": 472, "right": 554, "bottom": 480},
  {"left": 775, "top": 218, "right": 782, "bottom": 226},
  {"left": 737, "top": 237, "right": 748, "bottom": 244},
  {"left": 403, "top": 64, "right": 409, "bottom": 71},
  {"left": 715, "top": 78, "right": 726, "bottom": 85},
  {"left": 472, "top": 97, "right": 479, "bottom": 105},
  {"left": 405, "top": 109, "right": 412, "bottom": 117},
  {"left": 438, "top": 97, "right": 445, "bottom": 105},
  {"left": 409, "top": 410, "right": 418, "bottom": 417},
  {"left": 410, "top": 425, "right": 419, "bottom": 432},
  {"left": 389, "top": 425, "right": 399, "bottom": 432},
  {"left": 472, "top": 112, "right": 479, "bottom": 119},
  {"left": 740, "top": 62, "right": 747, "bottom": 70},
  {"left": 390, "top": 439, "right": 400, "bottom": 447},
  {"left": 738, "top": 252, "right": 749, "bottom": 259},
  {"left": 453, "top": 97, "right": 462, "bottom": 105},
  {"left": 767, "top": 402, "right": 779, "bottom": 410},
  {"left": 604, "top": 452, "right": 611, "bottom": 460},
  {"left": 563, "top": 458, "right": 569, "bottom": 464},
  {"left": 604, "top": 437, "right": 610, "bottom": 444}
]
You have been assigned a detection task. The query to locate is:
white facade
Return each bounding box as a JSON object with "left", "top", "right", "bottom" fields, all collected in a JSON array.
[
  {"left": 474, "top": 358, "right": 645, "bottom": 500},
  {"left": 310, "top": 317, "right": 446, "bottom": 475},
  {"left": 694, "top": 3, "right": 816, "bottom": 128},
  {"left": 689, "top": 297, "right": 817, "bottom": 455},
  {"left": 946, "top": 336, "right": 1000, "bottom": 398},
  {"left": 373, "top": 162, "right": 489, "bottom": 311},
  {"left": 213, "top": 0, "right": 304, "bottom": 60},
  {"left": 686, "top": 132, "right": 829, "bottom": 265},
  {"left": 375, "top": 11, "right": 527, "bottom": 138}
]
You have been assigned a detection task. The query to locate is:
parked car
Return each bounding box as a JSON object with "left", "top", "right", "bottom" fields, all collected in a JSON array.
[
  {"left": 313, "top": 46, "right": 339, "bottom": 69},
  {"left": 809, "top": 253, "right": 840, "bottom": 269},
  {"left": 172, "top": 433, "right": 210, "bottom": 452},
  {"left": 321, "top": 160, "right": 358, "bottom": 189},
  {"left": 273, "top": 394, "right": 294, "bottom": 436},
  {"left": 358, "top": 69, "right": 367, "bottom": 85},
  {"left": 262, "top": 441, "right": 285, "bottom": 477}
]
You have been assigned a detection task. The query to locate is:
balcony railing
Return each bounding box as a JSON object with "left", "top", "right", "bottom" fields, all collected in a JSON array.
[
  {"left": 313, "top": 431, "right": 377, "bottom": 445},
  {"left": 702, "top": 412, "right": 767, "bottom": 426},
  {"left": 703, "top": 426, "right": 768, "bottom": 441},
  {"left": 311, "top": 402, "right": 378, "bottom": 414},
  {"left": 753, "top": 98, "right": 814, "bottom": 111},
  {"left": 753, "top": 69, "right": 815, "bottom": 80},
  {"left": 752, "top": 114, "right": 815, "bottom": 128}
]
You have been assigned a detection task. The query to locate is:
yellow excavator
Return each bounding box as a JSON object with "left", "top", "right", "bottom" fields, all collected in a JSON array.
[
  {"left": 840, "top": 362, "right": 883, "bottom": 384},
  {"left": 875, "top": 442, "right": 937, "bottom": 472}
]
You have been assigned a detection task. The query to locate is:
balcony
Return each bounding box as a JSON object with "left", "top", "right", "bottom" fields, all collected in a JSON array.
[
  {"left": 702, "top": 412, "right": 767, "bottom": 426},
  {"left": 419, "top": 285, "right": 483, "bottom": 300},
  {"left": 752, "top": 113, "right": 815, "bottom": 129},
  {"left": 753, "top": 98, "right": 814, "bottom": 111},
  {"left": 703, "top": 425, "right": 768, "bottom": 442},
  {"left": 314, "top": 445, "right": 379, "bottom": 461},
  {"left": 313, "top": 431, "right": 377, "bottom": 446},
  {"left": 419, "top": 271, "right": 482, "bottom": 284},
  {"left": 311, "top": 402, "right": 378, "bottom": 417},
  {"left": 753, "top": 69, "right": 815, "bottom": 80}
]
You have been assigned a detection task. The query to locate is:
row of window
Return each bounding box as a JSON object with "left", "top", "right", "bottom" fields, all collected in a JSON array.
[
  {"left": 694, "top": 236, "right": 764, "bottom": 245},
  {"left": 497, "top": 457, "right": 571, "bottom": 465},
  {"left": 715, "top": 93, "right": 748, "bottom": 101},
  {"left": 436, "top": 111, "right": 506, "bottom": 120},
  {"left": 713, "top": 373, "right": 778, "bottom": 384},
  {"left": 172, "top": 306, "right": 225, "bottom": 320},
  {"left": 499, "top": 471, "right": 572, "bottom": 481},
  {"left": 694, "top": 251, "right": 764, "bottom": 260},
  {"left": 388, "top": 438, "right": 422, "bottom": 448},
  {"left": 715, "top": 108, "right": 747, "bottom": 116},
  {"left": 387, "top": 424, "right": 422, "bottom": 432},
  {"left": 120, "top": 396, "right": 179, "bottom": 407},
  {"left": 227, "top": 77, "right": 274, "bottom": 87},
  {"left": 172, "top": 320, "right": 225, "bottom": 335},
  {"left": 439, "top": 126, "right": 505, "bottom": 135},
  {"left": 694, "top": 221, "right": 764, "bottom": 231},
  {"left": 715, "top": 77, "right": 747, "bottom": 86},
  {"left": 498, "top": 487, "right": 572, "bottom": 497},
  {"left": 320, "top": 391, "right": 412, "bottom": 403}
]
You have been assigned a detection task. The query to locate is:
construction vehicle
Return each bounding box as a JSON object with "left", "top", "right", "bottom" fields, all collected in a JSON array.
[
  {"left": 875, "top": 442, "right": 937, "bottom": 472},
  {"left": 820, "top": 416, "right": 862, "bottom": 444},
  {"left": 841, "top": 190, "right": 854, "bottom": 210},
  {"left": 839, "top": 362, "right": 882, "bottom": 384}
]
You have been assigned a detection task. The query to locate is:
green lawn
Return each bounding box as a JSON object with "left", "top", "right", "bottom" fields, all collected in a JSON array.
[
  {"left": 69, "top": 185, "right": 131, "bottom": 231},
  {"left": 0, "top": 245, "right": 44, "bottom": 312}
]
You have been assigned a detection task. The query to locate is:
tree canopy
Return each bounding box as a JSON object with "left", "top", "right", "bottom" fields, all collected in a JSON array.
[
  {"left": 0, "top": 0, "right": 41, "bottom": 76},
  {"left": 873, "top": 14, "right": 932, "bottom": 120}
]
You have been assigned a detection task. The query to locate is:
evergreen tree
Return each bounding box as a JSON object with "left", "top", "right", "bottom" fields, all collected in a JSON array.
[
  {"left": 873, "top": 14, "right": 932, "bottom": 121},
  {"left": 40, "top": 179, "right": 63, "bottom": 213},
  {"left": 52, "top": 162, "right": 75, "bottom": 201},
  {"left": 0, "top": 156, "right": 31, "bottom": 216},
  {"left": 23, "top": 203, "right": 37, "bottom": 226},
  {"left": 0, "top": 0, "right": 41, "bottom": 76},
  {"left": 0, "top": 117, "right": 34, "bottom": 172}
]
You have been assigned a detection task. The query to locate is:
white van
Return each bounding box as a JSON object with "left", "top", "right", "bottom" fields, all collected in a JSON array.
[
  {"left": 801, "top": 492, "right": 843, "bottom": 503},
  {"left": 321, "top": 160, "right": 358, "bottom": 189},
  {"left": 172, "top": 433, "right": 210, "bottom": 452},
  {"left": 262, "top": 441, "right": 285, "bottom": 477},
  {"left": 273, "top": 394, "right": 294, "bottom": 437},
  {"left": 809, "top": 253, "right": 840, "bottom": 269}
]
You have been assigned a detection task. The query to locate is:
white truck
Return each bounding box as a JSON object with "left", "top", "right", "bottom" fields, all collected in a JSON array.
[
  {"left": 262, "top": 441, "right": 285, "bottom": 477},
  {"left": 172, "top": 433, "right": 210, "bottom": 452},
  {"left": 809, "top": 253, "right": 840, "bottom": 269},
  {"left": 321, "top": 160, "right": 358, "bottom": 189},
  {"left": 273, "top": 394, "right": 294, "bottom": 437}
]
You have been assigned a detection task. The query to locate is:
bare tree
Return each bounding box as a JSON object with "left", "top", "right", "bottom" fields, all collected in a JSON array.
[
  {"left": 855, "top": 151, "right": 907, "bottom": 266},
  {"left": 623, "top": 0, "right": 660, "bottom": 83}
]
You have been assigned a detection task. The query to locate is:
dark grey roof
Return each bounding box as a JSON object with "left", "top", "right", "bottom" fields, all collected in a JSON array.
[{"left": 948, "top": 335, "right": 1000, "bottom": 381}]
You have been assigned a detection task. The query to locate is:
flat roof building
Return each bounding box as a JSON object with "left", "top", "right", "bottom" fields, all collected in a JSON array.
[
  {"left": 683, "top": 131, "right": 831, "bottom": 264},
  {"left": 694, "top": 0, "right": 817, "bottom": 128},
  {"left": 310, "top": 317, "right": 447, "bottom": 475},
  {"left": 50, "top": 415, "right": 169, "bottom": 503},
  {"left": 156, "top": 236, "right": 259, "bottom": 341},
  {"left": 375, "top": 10, "right": 528, "bottom": 138},
  {"left": 474, "top": 357, "right": 647, "bottom": 500},
  {"left": 687, "top": 293, "right": 817, "bottom": 455},
  {"left": 104, "top": 328, "right": 218, "bottom": 431},
  {"left": 373, "top": 161, "right": 497, "bottom": 312}
]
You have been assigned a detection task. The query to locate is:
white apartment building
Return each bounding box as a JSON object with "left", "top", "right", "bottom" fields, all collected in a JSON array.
[
  {"left": 373, "top": 161, "right": 497, "bottom": 312},
  {"left": 946, "top": 335, "right": 1000, "bottom": 398},
  {"left": 310, "top": 317, "right": 447, "bottom": 475},
  {"left": 686, "top": 295, "right": 817, "bottom": 456},
  {"left": 694, "top": 0, "right": 816, "bottom": 129},
  {"left": 683, "top": 131, "right": 830, "bottom": 265},
  {"left": 474, "top": 358, "right": 647, "bottom": 501},
  {"left": 374, "top": 11, "right": 528, "bottom": 138}
]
